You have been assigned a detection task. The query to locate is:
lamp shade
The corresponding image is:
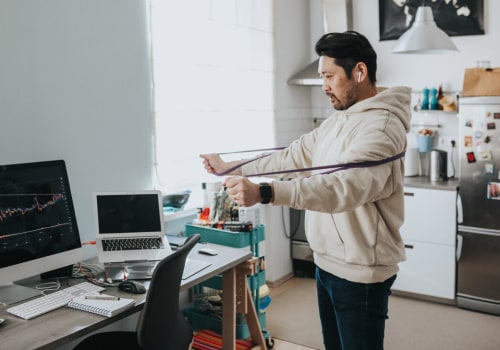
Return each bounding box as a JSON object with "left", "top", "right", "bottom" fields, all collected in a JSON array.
[{"left": 392, "top": 6, "right": 458, "bottom": 54}]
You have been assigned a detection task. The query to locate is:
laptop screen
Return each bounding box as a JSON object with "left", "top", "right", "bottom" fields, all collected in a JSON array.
[{"left": 95, "top": 192, "right": 164, "bottom": 236}]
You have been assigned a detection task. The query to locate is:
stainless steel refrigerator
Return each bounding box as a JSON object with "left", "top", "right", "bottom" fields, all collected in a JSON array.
[{"left": 457, "top": 96, "right": 500, "bottom": 315}]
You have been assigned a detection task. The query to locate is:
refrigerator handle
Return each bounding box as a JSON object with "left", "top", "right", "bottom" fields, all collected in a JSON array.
[
  {"left": 457, "top": 192, "right": 463, "bottom": 224},
  {"left": 456, "top": 233, "right": 463, "bottom": 262}
]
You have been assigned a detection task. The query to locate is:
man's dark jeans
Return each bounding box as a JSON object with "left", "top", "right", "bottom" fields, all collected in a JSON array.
[{"left": 316, "top": 266, "right": 396, "bottom": 350}]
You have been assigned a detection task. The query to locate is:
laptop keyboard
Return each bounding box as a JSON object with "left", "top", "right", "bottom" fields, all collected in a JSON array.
[{"left": 102, "top": 237, "right": 163, "bottom": 251}]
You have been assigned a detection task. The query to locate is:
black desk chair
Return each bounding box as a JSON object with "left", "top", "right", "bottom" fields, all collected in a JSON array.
[{"left": 73, "top": 234, "right": 201, "bottom": 350}]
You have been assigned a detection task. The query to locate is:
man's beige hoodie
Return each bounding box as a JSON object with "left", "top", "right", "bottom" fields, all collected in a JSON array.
[{"left": 242, "top": 86, "right": 412, "bottom": 283}]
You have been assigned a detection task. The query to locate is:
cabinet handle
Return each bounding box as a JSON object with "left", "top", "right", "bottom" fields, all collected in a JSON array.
[
  {"left": 404, "top": 244, "right": 414, "bottom": 249},
  {"left": 457, "top": 193, "right": 463, "bottom": 224},
  {"left": 404, "top": 192, "right": 414, "bottom": 197},
  {"left": 456, "top": 234, "right": 463, "bottom": 262}
]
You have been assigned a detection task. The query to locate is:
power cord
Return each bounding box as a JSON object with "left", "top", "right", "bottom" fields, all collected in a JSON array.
[
  {"left": 72, "top": 262, "right": 119, "bottom": 287},
  {"left": 448, "top": 140, "right": 456, "bottom": 179},
  {"left": 36, "top": 280, "right": 62, "bottom": 295}
]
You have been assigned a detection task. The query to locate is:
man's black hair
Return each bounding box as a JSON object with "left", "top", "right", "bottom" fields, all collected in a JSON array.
[{"left": 315, "top": 31, "right": 377, "bottom": 83}]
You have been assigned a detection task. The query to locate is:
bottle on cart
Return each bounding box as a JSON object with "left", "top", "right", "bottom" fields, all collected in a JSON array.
[{"left": 199, "top": 182, "right": 210, "bottom": 221}]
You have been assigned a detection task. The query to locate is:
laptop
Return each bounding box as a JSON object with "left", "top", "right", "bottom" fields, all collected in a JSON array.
[
  {"left": 93, "top": 191, "right": 210, "bottom": 281},
  {"left": 94, "top": 191, "right": 172, "bottom": 265}
]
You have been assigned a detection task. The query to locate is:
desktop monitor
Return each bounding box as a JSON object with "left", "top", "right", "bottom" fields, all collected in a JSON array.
[{"left": 0, "top": 160, "right": 83, "bottom": 304}]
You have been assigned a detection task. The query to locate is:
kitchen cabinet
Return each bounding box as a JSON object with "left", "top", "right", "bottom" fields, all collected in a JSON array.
[{"left": 392, "top": 186, "right": 457, "bottom": 301}]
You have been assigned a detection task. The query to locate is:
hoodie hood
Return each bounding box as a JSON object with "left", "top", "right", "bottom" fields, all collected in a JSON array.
[{"left": 348, "top": 86, "right": 413, "bottom": 133}]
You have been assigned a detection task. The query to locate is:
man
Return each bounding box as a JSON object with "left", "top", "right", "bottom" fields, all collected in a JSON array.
[{"left": 201, "top": 31, "right": 411, "bottom": 350}]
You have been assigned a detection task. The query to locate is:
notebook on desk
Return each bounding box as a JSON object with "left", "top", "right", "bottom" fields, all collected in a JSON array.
[
  {"left": 94, "top": 191, "right": 172, "bottom": 266},
  {"left": 68, "top": 294, "right": 136, "bottom": 317}
]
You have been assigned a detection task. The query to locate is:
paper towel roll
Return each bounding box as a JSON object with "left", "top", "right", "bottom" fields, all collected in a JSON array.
[{"left": 404, "top": 148, "right": 420, "bottom": 176}]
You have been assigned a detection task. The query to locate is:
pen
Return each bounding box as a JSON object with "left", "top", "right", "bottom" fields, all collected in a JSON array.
[{"left": 85, "top": 295, "right": 120, "bottom": 301}]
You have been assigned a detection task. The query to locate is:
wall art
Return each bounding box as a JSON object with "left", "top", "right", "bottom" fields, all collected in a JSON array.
[{"left": 379, "top": 0, "right": 484, "bottom": 41}]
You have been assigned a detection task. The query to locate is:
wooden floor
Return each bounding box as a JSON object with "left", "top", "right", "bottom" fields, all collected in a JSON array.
[
  {"left": 271, "top": 338, "right": 316, "bottom": 350},
  {"left": 266, "top": 277, "right": 500, "bottom": 350}
]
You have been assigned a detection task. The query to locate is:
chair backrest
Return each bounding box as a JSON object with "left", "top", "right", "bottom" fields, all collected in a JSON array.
[{"left": 137, "top": 233, "right": 201, "bottom": 350}]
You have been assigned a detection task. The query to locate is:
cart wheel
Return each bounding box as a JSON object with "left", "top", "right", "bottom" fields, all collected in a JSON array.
[{"left": 266, "top": 336, "right": 275, "bottom": 349}]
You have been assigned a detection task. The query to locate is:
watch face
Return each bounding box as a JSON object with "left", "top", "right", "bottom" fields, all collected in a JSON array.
[{"left": 260, "top": 183, "right": 272, "bottom": 204}]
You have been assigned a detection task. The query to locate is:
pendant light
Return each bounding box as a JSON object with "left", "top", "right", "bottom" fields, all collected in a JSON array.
[{"left": 392, "top": 5, "right": 458, "bottom": 54}]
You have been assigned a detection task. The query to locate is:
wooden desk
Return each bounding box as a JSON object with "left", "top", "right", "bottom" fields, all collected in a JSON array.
[{"left": 0, "top": 243, "right": 255, "bottom": 350}]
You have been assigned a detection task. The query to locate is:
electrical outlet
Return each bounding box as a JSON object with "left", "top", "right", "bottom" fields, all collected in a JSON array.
[{"left": 438, "top": 136, "right": 455, "bottom": 150}]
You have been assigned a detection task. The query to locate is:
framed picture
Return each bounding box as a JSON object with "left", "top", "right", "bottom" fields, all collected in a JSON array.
[
  {"left": 379, "top": 0, "right": 484, "bottom": 41},
  {"left": 487, "top": 182, "right": 500, "bottom": 200}
]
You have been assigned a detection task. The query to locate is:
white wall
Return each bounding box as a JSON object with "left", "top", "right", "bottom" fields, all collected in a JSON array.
[
  {"left": 266, "top": 0, "right": 311, "bottom": 284},
  {"left": 0, "top": 0, "right": 154, "bottom": 259}
]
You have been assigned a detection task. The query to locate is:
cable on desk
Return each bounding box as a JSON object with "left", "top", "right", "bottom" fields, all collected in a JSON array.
[
  {"left": 73, "top": 262, "right": 100, "bottom": 279},
  {"left": 104, "top": 263, "right": 128, "bottom": 282},
  {"left": 36, "top": 280, "right": 62, "bottom": 295},
  {"left": 75, "top": 242, "right": 127, "bottom": 285},
  {"left": 72, "top": 262, "right": 118, "bottom": 288}
]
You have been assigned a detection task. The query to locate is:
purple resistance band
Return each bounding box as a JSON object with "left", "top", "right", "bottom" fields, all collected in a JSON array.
[{"left": 214, "top": 147, "right": 406, "bottom": 177}]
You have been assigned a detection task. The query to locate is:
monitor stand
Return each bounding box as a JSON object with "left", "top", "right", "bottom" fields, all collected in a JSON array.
[
  {"left": 40, "top": 265, "right": 73, "bottom": 280},
  {"left": 0, "top": 283, "right": 40, "bottom": 305}
]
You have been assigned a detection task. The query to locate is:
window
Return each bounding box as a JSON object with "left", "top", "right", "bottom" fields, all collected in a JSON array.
[{"left": 150, "top": 0, "right": 275, "bottom": 206}]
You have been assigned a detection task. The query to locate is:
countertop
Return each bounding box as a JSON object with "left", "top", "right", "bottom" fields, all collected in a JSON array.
[{"left": 404, "top": 176, "right": 459, "bottom": 191}]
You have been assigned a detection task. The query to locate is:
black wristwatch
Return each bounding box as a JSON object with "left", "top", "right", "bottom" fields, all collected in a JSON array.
[{"left": 259, "top": 183, "right": 273, "bottom": 204}]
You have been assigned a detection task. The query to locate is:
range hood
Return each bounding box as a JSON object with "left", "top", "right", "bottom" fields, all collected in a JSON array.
[{"left": 288, "top": 0, "right": 353, "bottom": 86}]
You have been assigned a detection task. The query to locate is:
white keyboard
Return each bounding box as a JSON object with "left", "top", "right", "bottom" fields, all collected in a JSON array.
[{"left": 7, "top": 281, "right": 105, "bottom": 320}]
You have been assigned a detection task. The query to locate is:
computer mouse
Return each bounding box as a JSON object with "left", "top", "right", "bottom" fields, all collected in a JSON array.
[
  {"left": 118, "top": 280, "right": 146, "bottom": 294},
  {"left": 198, "top": 247, "right": 218, "bottom": 256}
]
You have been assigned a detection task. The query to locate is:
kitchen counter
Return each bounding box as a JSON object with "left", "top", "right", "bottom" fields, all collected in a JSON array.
[{"left": 404, "top": 176, "right": 459, "bottom": 191}]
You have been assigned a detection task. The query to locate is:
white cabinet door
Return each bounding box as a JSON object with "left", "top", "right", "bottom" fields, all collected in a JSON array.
[
  {"left": 393, "top": 187, "right": 457, "bottom": 300},
  {"left": 393, "top": 240, "right": 456, "bottom": 300},
  {"left": 402, "top": 188, "right": 456, "bottom": 245}
]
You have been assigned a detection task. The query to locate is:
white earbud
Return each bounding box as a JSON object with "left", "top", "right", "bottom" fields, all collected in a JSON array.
[{"left": 357, "top": 71, "right": 362, "bottom": 83}]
